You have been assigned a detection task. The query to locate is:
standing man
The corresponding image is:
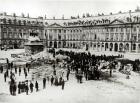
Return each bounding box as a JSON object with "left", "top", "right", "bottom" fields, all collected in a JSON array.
[
  {"left": 43, "top": 78, "right": 46, "bottom": 89},
  {"left": 19, "top": 67, "right": 21, "bottom": 76},
  {"left": 61, "top": 79, "right": 65, "bottom": 90},
  {"left": 9, "top": 83, "right": 13, "bottom": 95},
  {"left": 35, "top": 81, "right": 39, "bottom": 92},
  {"left": 6, "top": 69, "right": 9, "bottom": 77},
  {"left": 13, "top": 83, "right": 17, "bottom": 96},
  {"left": 30, "top": 82, "right": 34, "bottom": 93},
  {"left": 59, "top": 76, "right": 62, "bottom": 85},
  {"left": 25, "top": 71, "right": 27, "bottom": 79},
  {"left": 47, "top": 76, "right": 50, "bottom": 84},
  {"left": 66, "top": 68, "right": 70, "bottom": 81},
  {"left": 79, "top": 69, "right": 83, "bottom": 83},
  {"left": 54, "top": 76, "right": 58, "bottom": 86},
  {"left": 0, "top": 66, "right": 3, "bottom": 73},
  {"left": 18, "top": 82, "right": 21, "bottom": 94},
  {"left": 4, "top": 72, "right": 7, "bottom": 82},
  {"left": 15, "top": 66, "right": 17, "bottom": 74},
  {"left": 24, "top": 68, "right": 26, "bottom": 74},
  {"left": 28, "top": 67, "right": 30, "bottom": 73},
  {"left": 109, "top": 64, "right": 112, "bottom": 77},
  {"left": 25, "top": 83, "right": 29, "bottom": 95},
  {"left": 51, "top": 75, "right": 54, "bottom": 86}
]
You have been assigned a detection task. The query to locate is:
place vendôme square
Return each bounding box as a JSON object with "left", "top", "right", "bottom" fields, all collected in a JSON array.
[{"left": 0, "top": 0, "right": 140, "bottom": 103}]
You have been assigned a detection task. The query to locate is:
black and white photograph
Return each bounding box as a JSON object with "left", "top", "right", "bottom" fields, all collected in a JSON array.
[{"left": 0, "top": 0, "right": 140, "bottom": 103}]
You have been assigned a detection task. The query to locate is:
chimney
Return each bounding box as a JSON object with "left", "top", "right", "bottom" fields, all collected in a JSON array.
[
  {"left": 13, "top": 13, "right": 16, "bottom": 17},
  {"left": 45, "top": 15, "right": 47, "bottom": 19},
  {"left": 62, "top": 15, "right": 64, "bottom": 19},
  {"left": 3, "top": 12, "right": 7, "bottom": 16},
  {"left": 135, "top": 6, "right": 140, "bottom": 12},
  {"left": 53, "top": 16, "right": 55, "bottom": 20},
  {"left": 21, "top": 13, "right": 25, "bottom": 17},
  {"left": 27, "top": 13, "right": 29, "bottom": 18}
]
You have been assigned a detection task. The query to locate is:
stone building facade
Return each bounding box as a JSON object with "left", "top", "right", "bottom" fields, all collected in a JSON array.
[
  {"left": 1, "top": 9, "right": 140, "bottom": 53},
  {"left": 44, "top": 10, "right": 140, "bottom": 53},
  {"left": 0, "top": 12, "right": 44, "bottom": 49}
]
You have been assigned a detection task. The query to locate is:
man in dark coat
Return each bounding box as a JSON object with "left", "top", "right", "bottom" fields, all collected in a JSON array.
[
  {"left": 4, "top": 72, "right": 7, "bottom": 82},
  {"left": 35, "top": 81, "right": 39, "bottom": 92},
  {"left": 13, "top": 84, "right": 17, "bottom": 96},
  {"left": 79, "top": 69, "right": 83, "bottom": 83},
  {"left": 59, "top": 76, "right": 62, "bottom": 85},
  {"left": 25, "top": 71, "right": 27, "bottom": 79},
  {"left": 24, "top": 68, "right": 26, "bottom": 74},
  {"left": 53, "top": 69, "right": 56, "bottom": 75},
  {"left": 54, "top": 76, "right": 58, "bottom": 86},
  {"left": 9, "top": 83, "right": 13, "bottom": 95},
  {"left": 18, "top": 82, "right": 21, "bottom": 94},
  {"left": 61, "top": 79, "right": 65, "bottom": 90},
  {"left": 30, "top": 82, "right": 34, "bottom": 93},
  {"left": 0, "top": 66, "right": 3, "bottom": 73},
  {"left": 25, "top": 83, "right": 29, "bottom": 95},
  {"left": 15, "top": 67, "right": 17, "bottom": 74},
  {"left": 19, "top": 67, "right": 21, "bottom": 76},
  {"left": 28, "top": 67, "right": 30, "bottom": 73},
  {"left": 11, "top": 62, "right": 13, "bottom": 69},
  {"left": 22, "top": 82, "right": 26, "bottom": 92},
  {"left": 43, "top": 78, "right": 46, "bottom": 89},
  {"left": 6, "top": 69, "right": 9, "bottom": 77},
  {"left": 51, "top": 76, "right": 54, "bottom": 86},
  {"left": 66, "top": 68, "right": 70, "bottom": 81}
]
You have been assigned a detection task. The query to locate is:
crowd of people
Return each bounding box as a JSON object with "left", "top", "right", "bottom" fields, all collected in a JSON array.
[
  {"left": 0, "top": 56, "right": 67, "bottom": 96},
  {"left": 1, "top": 62, "right": 32, "bottom": 95},
  {"left": 53, "top": 49, "right": 122, "bottom": 81},
  {"left": 0, "top": 48, "right": 140, "bottom": 96}
]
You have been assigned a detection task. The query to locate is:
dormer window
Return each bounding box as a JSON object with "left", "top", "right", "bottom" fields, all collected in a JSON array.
[
  {"left": 3, "top": 18, "right": 6, "bottom": 24},
  {"left": 23, "top": 20, "right": 26, "bottom": 25},
  {"left": 133, "top": 27, "right": 136, "bottom": 32},
  {"left": 13, "top": 19, "right": 16, "bottom": 24},
  {"left": 8, "top": 19, "right": 12, "bottom": 24},
  {"left": 59, "top": 30, "right": 61, "bottom": 33},
  {"left": 18, "top": 20, "right": 21, "bottom": 25}
]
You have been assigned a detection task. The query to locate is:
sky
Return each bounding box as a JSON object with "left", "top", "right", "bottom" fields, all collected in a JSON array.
[{"left": 0, "top": 0, "right": 140, "bottom": 19}]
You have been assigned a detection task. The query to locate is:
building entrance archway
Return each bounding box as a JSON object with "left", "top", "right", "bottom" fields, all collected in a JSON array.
[
  {"left": 63, "top": 41, "right": 66, "bottom": 48},
  {"left": 54, "top": 41, "right": 57, "bottom": 48},
  {"left": 110, "top": 43, "right": 113, "bottom": 51},
  {"left": 119, "top": 43, "right": 123, "bottom": 52},
  {"left": 105, "top": 43, "right": 108, "bottom": 51},
  {"left": 58, "top": 41, "right": 61, "bottom": 48},
  {"left": 49, "top": 41, "right": 52, "bottom": 48},
  {"left": 138, "top": 44, "right": 140, "bottom": 52},
  {"left": 14, "top": 41, "right": 18, "bottom": 49},
  {"left": 125, "top": 43, "right": 129, "bottom": 52},
  {"left": 114, "top": 43, "right": 118, "bottom": 52}
]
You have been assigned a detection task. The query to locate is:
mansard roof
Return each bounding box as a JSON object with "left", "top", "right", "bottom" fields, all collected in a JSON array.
[
  {"left": 1, "top": 11, "right": 140, "bottom": 27},
  {"left": 45, "top": 11, "right": 140, "bottom": 27}
]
